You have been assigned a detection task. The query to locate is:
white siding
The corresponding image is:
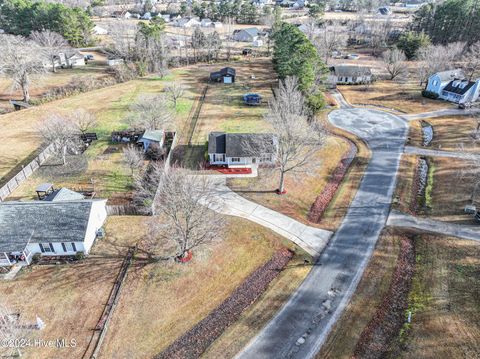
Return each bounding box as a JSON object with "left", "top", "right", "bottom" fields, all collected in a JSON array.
[{"left": 83, "top": 200, "right": 107, "bottom": 254}]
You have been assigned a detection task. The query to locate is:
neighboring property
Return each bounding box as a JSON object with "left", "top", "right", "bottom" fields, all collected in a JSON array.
[
  {"left": 57, "top": 51, "right": 85, "bottom": 68},
  {"left": 210, "top": 67, "right": 236, "bottom": 84},
  {"left": 137, "top": 129, "right": 165, "bottom": 152},
  {"left": 175, "top": 17, "right": 201, "bottom": 28},
  {"left": 329, "top": 65, "right": 373, "bottom": 85},
  {"left": 232, "top": 28, "right": 259, "bottom": 42},
  {"left": 0, "top": 199, "right": 107, "bottom": 267},
  {"left": 201, "top": 18, "right": 213, "bottom": 27},
  {"left": 93, "top": 25, "right": 108, "bottom": 35},
  {"left": 426, "top": 69, "right": 480, "bottom": 104},
  {"left": 208, "top": 132, "right": 277, "bottom": 167}
]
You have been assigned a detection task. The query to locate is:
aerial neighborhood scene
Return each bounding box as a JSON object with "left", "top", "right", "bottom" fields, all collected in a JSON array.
[{"left": 1, "top": 0, "right": 480, "bottom": 358}]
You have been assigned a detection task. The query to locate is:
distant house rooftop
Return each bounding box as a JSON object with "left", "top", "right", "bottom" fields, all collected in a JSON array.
[
  {"left": 331, "top": 65, "right": 372, "bottom": 77},
  {"left": 139, "top": 130, "right": 164, "bottom": 142}
]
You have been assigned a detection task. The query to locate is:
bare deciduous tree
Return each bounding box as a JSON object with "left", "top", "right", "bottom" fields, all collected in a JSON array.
[
  {"left": 165, "top": 83, "right": 185, "bottom": 111},
  {"left": 383, "top": 48, "right": 407, "bottom": 80},
  {"left": 417, "top": 42, "right": 465, "bottom": 86},
  {"left": 0, "top": 35, "right": 47, "bottom": 103},
  {"left": 0, "top": 302, "right": 28, "bottom": 357},
  {"left": 123, "top": 145, "right": 144, "bottom": 175},
  {"left": 39, "top": 114, "right": 82, "bottom": 165},
  {"left": 70, "top": 109, "right": 97, "bottom": 135},
  {"left": 464, "top": 42, "right": 480, "bottom": 81},
  {"left": 146, "top": 167, "right": 225, "bottom": 259},
  {"left": 264, "top": 77, "right": 326, "bottom": 194},
  {"left": 313, "top": 22, "right": 348, "bottom": 64},
  {"left": 128, "top": 94, "right": 174, "bottom": 131},
  {"left": 30, "top": 30, "right": 69, "bottom": 73}
]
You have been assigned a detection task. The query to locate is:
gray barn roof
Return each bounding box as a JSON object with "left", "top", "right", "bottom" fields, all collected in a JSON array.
[
  {"left": 208, "top": 132, "right": 276, "bottom": 157},
  {"left": 0, "top": 201, "right": 95, "bottom": 252}
]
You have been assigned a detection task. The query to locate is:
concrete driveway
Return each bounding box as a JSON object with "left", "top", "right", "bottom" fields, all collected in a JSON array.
[
  {"left": 205, "top": 177, "right": 333, "bottom": 258},
  {"left": 236, "top": 107, "right": 408, "bottom": 359}
]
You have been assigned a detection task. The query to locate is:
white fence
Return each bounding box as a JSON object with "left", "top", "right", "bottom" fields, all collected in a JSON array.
[{"left": 0, "top": 144, "right": 55, "bottom": 201}]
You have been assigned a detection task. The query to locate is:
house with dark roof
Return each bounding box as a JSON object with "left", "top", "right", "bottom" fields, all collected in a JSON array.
[
  {"left": 329, "top": 65, "right": 372, "bottom": 85},
  {"left": 210, "top": 67, "right": 236, "bottom": 83},
  {"left": 208, "top": 132, "right": 277, "bottom": 167},
  {"left": 232, "top": 28, "right": 259, "bottom": 42},
  {"left": 0, "top": 199, "right": 107, "bottom": 267},
  {"left": 426, "top": 69, "right": 480, "bottom": 104}
]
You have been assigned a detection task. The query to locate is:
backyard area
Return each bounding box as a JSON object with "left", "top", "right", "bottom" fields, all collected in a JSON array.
[
  {"left": 0, "top": 216, "right": 141, "bottom": 359},
  {"left": 98, "top": 217, "right": 310, "bottom": 359},
  {"left": 0, "top": 68, "right": 195, "bottom": 193}
]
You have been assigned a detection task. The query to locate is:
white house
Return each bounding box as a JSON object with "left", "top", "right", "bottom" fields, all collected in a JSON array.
[
  {"left": 208, "top": 132, "right": 277, "bottom": 167},
  {"left": 137, "top": 129, "right": 165, "bottom": 152},
  {"left": 93, "top": 25, "right": 108, "bottom": 35},
  {"left": 425, "top": 69, "right": 480, "bottom": 104},
  {"left": 0, "top": 199, "right": 107, "bottom": 267},
  {"left": 108, "top": 58, "right": 124, "bottom": 66},
  {"left": 175, "top": 17, "right": 201, "bottom": 28},
  {"left": 329, "top": 65, "right": 372, "bottom": 85},
  {"left": 232, "top": 28, "right": 259, "bottom": 42},
  {"left": 57, "top": 52, "right": 85, "bottom": 68},
  {"left": 213, "top": 22, "right": 223, "bottom": 29},
  {"left": 201, "top": 18, "right": 213, "bottom": 27}
]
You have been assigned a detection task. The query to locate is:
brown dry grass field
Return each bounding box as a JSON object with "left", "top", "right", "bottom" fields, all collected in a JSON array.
[
  {"left": 0, "top": 54, "right": 108, "bottom": 113},
  {"left": 0, "top": 67, "right": 198, "bottom": 187},
  {"left": 395, "top": 154, "right": 478, "bottom": 223},
  {"left": 408, "top": 116, "right": 480, "bottom": 151},
  {"left": 0, "top": 216, "right": 142, "bottom": 359},
  {"left": 227, "top": 136, "right": 350, "bottom": 227},
  {"left": 394, "top": 235, "right": 480, "bottom": 359},
  {"left": 316, "top": 229, "right": 402, "bottom": 358},
  {"left": 339, "top": 80, "right": 454, "bottom": 114},
  {"left": 99, "top": 217, "right": 310, "bottom": 359},
  {"left": 317, "top": 231, "right": 480, "bottom": 359}
]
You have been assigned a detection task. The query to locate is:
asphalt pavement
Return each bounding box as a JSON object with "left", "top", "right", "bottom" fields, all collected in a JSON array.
[{"left": 236, "top": 107, "right": 408, "bottom": 359}]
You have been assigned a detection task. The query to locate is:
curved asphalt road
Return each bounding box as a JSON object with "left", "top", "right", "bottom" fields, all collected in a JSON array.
[{"left": 236, "top": 107, "right": 408, "bottom": 359}]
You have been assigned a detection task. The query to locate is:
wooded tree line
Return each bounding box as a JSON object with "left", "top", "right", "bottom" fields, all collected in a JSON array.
[
  {"left": 182, "top": 0, "right": 267, "bottom": 25},
  {"left": 411, "top": 0, "right": 480, "bottom": 47},
  {"left": 0, "top": 0, "right": 94, "bottom": 47}
]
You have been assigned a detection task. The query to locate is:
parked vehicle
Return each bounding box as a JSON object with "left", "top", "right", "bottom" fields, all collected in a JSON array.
[
  {"left": 84, "top": 54, "right": 94, "bottom": 61},
  {"left": 458, "top": 102, "right": 472, "bottom": 109}
]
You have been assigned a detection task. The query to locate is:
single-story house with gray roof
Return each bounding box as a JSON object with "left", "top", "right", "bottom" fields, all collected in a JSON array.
[
  {"left": 329, "top": 65, "right": 372, "bottom": 85},
  {"left": 232, "top": 28, "right": 259, "bottom": 42},
  {"left": 0, "top": 199, "right": 107, "bottom": 266},
  {"left": 208, "top": 132, "right": 277, "bottom": 167}
]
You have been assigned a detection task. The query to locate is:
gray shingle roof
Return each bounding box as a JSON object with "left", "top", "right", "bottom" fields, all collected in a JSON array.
[
  {"left": 208, "top": 132, "right": 276, "bottom": 157},
  {"left": 139, "top": 130, "right": 164, "bottom": 142},
  {"left": 442, "top": 80, "right": 475, "bottom": 95},
  {"left": 331, "top": 65, "right": 372, "bottom": 77},
  {"left": 0, "top": 201, "right": 94, "bottom": 252}
]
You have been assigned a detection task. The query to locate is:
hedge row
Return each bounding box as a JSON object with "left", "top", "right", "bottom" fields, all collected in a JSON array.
[
  {"left": 353, "top": 236, "right": 415, "bottom": 359},
  {"left": 156, "top": 248, "right": 294, "bottom": 359},
  {"left": 308, "top": 141, "right": 357, "bottom": 223}
]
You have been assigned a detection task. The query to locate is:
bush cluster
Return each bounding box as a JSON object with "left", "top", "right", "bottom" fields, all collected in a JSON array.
[{"left": 421, "top": 90, "right": 439, "bottom": 100}]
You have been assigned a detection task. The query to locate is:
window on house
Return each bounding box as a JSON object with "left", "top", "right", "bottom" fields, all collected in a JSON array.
[
  {"left": 40, "top": 243, "right": 54, "bottom": 253},
  {"left": 231, "top": 157, "right": 241, "bottom": 162},
  {"left": 433, "top": 80, "right": 438, "bottom": 86},
  {"left": 62, "top": 243, "right": 77, "bottom": 252}
]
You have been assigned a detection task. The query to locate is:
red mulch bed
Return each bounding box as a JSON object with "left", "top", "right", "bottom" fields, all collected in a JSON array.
[
  {"left": 307, "top": 141, "right": 357, "bottom": 223},
  {"left": 353, "top": 236, "right": 416, "bottom": 359},
  {"left": 206, "top": 165, "right": 252, "bottom": 175},
  {"left": 155, "top": 248, "right": 294, "bottom": 359}
]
